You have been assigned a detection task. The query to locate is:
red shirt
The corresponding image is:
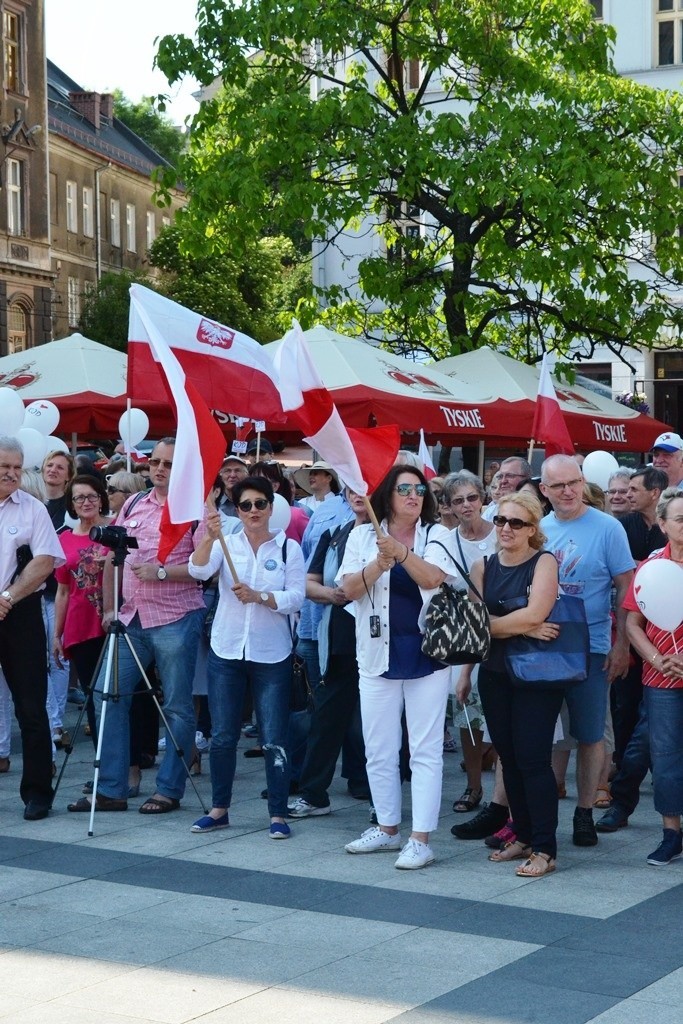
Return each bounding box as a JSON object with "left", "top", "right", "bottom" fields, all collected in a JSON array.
[{"left": 623, "top": 544, "right": 683, "bottom": 689}]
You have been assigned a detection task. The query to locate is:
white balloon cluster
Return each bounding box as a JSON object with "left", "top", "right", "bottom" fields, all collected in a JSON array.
[{"left": 0, "top": 388, "right": 64, "bottom": 469}]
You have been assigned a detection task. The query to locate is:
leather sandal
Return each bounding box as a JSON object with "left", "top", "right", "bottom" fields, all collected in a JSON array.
[
  {"left": 593, "top": 787, "right": 611, "bottom": 809},
  {"left": 139, "top": 795, "right": 180, "bottom": 814},
  {"left": 68, "top": 795, "right": 128, "bottom": 812},
  {"left": 488, "top": 839, "right": 532, "bottom": 862},
  {"left": 516, "top": 852, "right": 556, "bottom": 878},
  {"left": 452, "top": 787, "right": 483, "bottom": 813}
]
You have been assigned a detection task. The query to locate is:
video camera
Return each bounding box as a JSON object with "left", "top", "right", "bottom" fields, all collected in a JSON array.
[{"left": 89, "top": 525, "right": 139, "bottom": 552}]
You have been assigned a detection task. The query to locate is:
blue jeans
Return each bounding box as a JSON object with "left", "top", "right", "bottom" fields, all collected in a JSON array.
[
  {"left": 644, "top": 686, "right": 683, "bottom": 817},
  {"left": 609, "top": 700, "right": 650, "bottom": 818},
  {"left": 95, "top": 610, "right": 203, "bottom": 800},
  {"left": 207, "top": 650, "right": 292, "bottom": 818}
]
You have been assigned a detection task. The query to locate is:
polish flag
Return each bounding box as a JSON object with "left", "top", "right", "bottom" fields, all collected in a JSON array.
[
  {"left": 129, "top": 287, "right": 226, "bottom": 562},
  {"left": 418, "top": 428, "right": 437, "bottom": 480},
  {"left": 274, "top": 322, "right": 400, "bottom": 494},
  {"left": 532, "top": 354, "right": 574, "bottom": 457},
  {"left": 127, "top": 285, "right": 285, "bottom": 423}
]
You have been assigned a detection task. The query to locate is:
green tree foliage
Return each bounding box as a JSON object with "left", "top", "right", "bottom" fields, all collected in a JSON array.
[
  {"left": 113, "top": 90, "right": 185, "bottom": 166},
  {"left": 79, "top": 271, "right": 154, "bottom": 351},
  {"left": 155, "top": 0, "right": 683, "bottom": 362}
]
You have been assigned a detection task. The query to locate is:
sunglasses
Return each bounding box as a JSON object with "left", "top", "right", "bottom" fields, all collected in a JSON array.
[
  {"left": 606, "top": 488, "right": 628, "bottom": 497},
  {"left": 395, "top": 483, "right": 427, "bottom": 497},
  {"left": 238, "top": 498, "right": 270, "bottom": 512},
  {"left": 493, "top": 515, "right": 533, "bottom": 530},
  {"left": 149, "top": 458, "right": 173, "bottom": 469},
  {"left": 72, "top": 494, "right": 100, "bottom": 505},
  {"left": 451, "top": 493, "right": 480, "bottom": 506}
]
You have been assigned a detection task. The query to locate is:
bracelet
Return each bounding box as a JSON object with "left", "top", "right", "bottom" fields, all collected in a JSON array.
[
  {"left": 397, "top": 545, "right": 409, "bottom": 564},
  {"left": 652, "top": 652, "right": 660, "bottom": 666}
]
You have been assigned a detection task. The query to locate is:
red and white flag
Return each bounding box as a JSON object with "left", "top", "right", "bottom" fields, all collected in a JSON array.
[
  {"left": 127, "top": 285, "right": 285, "bottom": 423},
  {"left": 129, "top": 286, "right": 226, "bottom": 562},
  {"left": 274, "top": 322, "right": 399, "bottom": 494},
  {"left": 531, "top": 354, "right": 574, "bottom": 457},
  {"left": 418, "top": 428, "right": 437, "bottom": 480}
]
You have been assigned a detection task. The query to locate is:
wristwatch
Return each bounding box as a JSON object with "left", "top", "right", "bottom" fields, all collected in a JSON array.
[
  {"left": 260, "top": 592, "right": 269, "bottom": 603},
  {"left": 156, "top": 567, "right": 168, "bottom": 581},
  {"left": 1, "top": 590, "right": 13, "bottom": 605}
]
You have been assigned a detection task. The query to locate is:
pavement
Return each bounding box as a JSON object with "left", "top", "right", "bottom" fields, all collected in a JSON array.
[{"left": 0, "top": 709, "right": 682, "bottom": 1024}]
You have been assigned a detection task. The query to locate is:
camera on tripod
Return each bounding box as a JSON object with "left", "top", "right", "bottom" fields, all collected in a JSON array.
[{"left": 89, "top": 524, "right": 139, "bottom": 551}]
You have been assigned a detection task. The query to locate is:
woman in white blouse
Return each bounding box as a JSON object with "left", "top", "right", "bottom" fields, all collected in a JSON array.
[
  {"left": 188, "top": 476, "right": 305, "bottom": 839},
  {"left": 339, "top": 465, "right": 455, "bottom": 869}
]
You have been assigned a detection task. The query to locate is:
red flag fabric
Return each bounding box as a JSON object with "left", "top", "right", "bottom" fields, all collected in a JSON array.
[
  {"left": 129, "top": 286, "right": 226, "bottom": 562},
  {"left": 531, "top": 354, "right": 575, "bottom": 457},
  {"left": 418, "top": 428, "right": 437, "bottom": 480}
]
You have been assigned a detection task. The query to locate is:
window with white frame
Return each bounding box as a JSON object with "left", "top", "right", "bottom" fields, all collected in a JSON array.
[
  {"left": 656, "top": 0, "right": 683, "bottom": 66},
  {"left": 146, "top": 210, "right": 156, "bottom": 249},
  {"left": 7, "top": 302, "right": 27, "bottom": 353},
  {"left": 66, "top": 180, "right": 77, "bottom": 233},
  {"left": 126, "top": 203, "right": 136, "bottom": 251},
  {"left": 6, "top": 157, "right": 23, "bottom": 236},
  {"left": 67, "top": 277, "right": 80, "bottom": 327},
  {"left": 82, "top": 186, "right": 94, "bottom": 237},
  {"left": 110, "top": 198, "right": 121, "bottom": 247},
  {"left": 3, "top": 10, "right": 22, "bottom": 93}
]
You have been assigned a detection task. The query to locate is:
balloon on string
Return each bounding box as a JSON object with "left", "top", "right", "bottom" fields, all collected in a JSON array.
[
  {"left": 633, "top": 558, "right": 683, "bottom": 632},
  {"left": 0, "top": 387, "right": 26, "bottom": 435},
  {"left": 44, "top": 435, "right": 70, "bottom": 455},
  {"left": 23, "top": 399, "right": 60, "bottom": 436},
  {"left": 16, "top": 427, "right": 47, "bottom": 469},
  {"left": 269, "top": 493, "right": 292, "bottom": 532},
  {"left": 582, "top": 450, "right": 619, "bottom": 491},
  {"left": 119, "top": 408, "right": 149, "bottom": 450}
]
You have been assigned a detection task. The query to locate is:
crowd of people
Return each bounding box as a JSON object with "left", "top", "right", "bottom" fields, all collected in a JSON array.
[{"left": 0, "top": 427, "right": 682, "bottom": 876}]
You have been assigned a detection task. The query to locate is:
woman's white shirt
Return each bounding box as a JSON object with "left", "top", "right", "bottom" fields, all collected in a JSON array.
[
  {"left": 337, "top": 520, "right": 456, "bottom": 677},
  {"left": 188, "top": 529, "right": 305, "bottom": 663}
]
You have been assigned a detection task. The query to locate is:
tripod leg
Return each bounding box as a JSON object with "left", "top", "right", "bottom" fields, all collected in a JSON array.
[
  {"left": 87, "top": 632, "right": 119, "bottom": 837},
  {"left": 53, "top": 637, "right": 108, "bottom": 797}
]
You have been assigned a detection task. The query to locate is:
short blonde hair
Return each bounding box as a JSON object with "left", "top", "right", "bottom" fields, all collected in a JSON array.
[{"left": 497, "top": 492, "right": 547, "bottom": 550}]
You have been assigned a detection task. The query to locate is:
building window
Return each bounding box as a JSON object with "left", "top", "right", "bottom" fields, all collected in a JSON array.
[
  {"left": 67, "top": 277, "right": 80, "bottom": 328},
  {"left": 387, "top": 52, "right": 421, "bottom": 90},
  {"left": 146, "top": 211, "right": 156, "bottom": 249},
  {"left": 82, "top": 186, "right": 94, "bottom": 237},
  {"left": 6, "top": 157, "right": 23, "bottom": 236},
  {"left": 656, "top": 0, "right": 683, "bottom": 66},
  {"left": 110, "top": 198, "right": 121, "bottom": 247},
  {"left": 161, "top": 215, "right": 171, "bottom": 228},
  {"left": 66, "top": 180, "right": 77, "bottom": 233},
  {"left": 126, "top": 203, "right": 136, "bottom": 252},
  {"left": 3, "top": 10, "right": 21, "bottom": 93},
  {"left": 386, "top": 199, "right": 421, "bottom": 262},
  {"left": 7, "top": 302, "right": 27, "bottom": 353},
  {"left": 590, "top": 0, "right": 603, "bottom": 18}
]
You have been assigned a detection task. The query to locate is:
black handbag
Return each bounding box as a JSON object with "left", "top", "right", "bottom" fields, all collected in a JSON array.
[
  {"left": 420, "top": 541, "right": 491, "bottom": 665},
  {"left": 290, "top": 652, "right": 313, "bottom": 712},
  {"left": 500, "top": 593, "right": 589, "bottom": 688}
]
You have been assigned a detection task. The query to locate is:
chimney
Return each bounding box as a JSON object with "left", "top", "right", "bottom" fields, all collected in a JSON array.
[
  {"left": 69, "top": 91, "right": 101, "bottom": 130},
  {"left": 100, "top": 93, "right": 114, "bottom": 121}
]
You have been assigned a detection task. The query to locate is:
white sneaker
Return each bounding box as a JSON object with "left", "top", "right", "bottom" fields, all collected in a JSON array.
[
  {"left": 287, "top": 798, "right": 331, "bottom": 818},
  {"left": 395, "top": 838, "right": 435, "bottom": 870},
  {"left": 158, "top": 736, "right": 166, "bottom": 752},
  {"left": 195, "top": 731, "right": 210, "bottom": 753},
  {"left": 345, "top": 826, "right": 401, "bottom": 854}
]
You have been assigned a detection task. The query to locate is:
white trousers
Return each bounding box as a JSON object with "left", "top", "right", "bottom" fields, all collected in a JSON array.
[{"left": 359, "top": 666, "right": 451, "bottom": 834}]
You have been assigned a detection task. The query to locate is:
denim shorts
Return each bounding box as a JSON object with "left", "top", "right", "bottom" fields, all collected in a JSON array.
[
  {"left": 644, "top": 686, "right": 683, "bottom": 817},
  {"left": 564, "top": 653, "right": 609, "bottom": 744}
]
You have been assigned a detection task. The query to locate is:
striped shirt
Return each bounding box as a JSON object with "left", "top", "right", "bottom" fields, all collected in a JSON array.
[{"left": 623, "top": 544, "right": 683, "bottom": 689}]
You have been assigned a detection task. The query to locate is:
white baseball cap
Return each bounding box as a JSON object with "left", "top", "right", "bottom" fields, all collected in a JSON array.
[{"left": 652, "top": 432, "right": 683, "bottom": 453}]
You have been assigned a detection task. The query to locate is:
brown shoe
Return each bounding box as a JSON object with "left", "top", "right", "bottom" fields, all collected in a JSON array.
[
  {"left": 67, "top": 795, "right": 128, "bottom": 812},
  {"left": 0, "top": 756, "right": 9, "bottom": 773}
]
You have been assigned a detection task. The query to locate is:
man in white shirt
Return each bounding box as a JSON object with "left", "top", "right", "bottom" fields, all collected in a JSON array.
[{"left": 482, "top": 457, "right": 532, "bottom": 521}]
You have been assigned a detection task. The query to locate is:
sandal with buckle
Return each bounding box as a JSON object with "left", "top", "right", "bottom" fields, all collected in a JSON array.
[
  {"left": 452, "top": 787, "right": 483, "bottom": 813},
  {"left": 139, "top": 795, "right": 180, "bottom": 814},
  {"left": 516, "top": 851, "right": 556, "bottom": 878},
  {"left": 593, "top": 787, "right": 611, "bottom": 809},
  {"left": 488, "top": 839, "right": 532, "bottom": 862}
]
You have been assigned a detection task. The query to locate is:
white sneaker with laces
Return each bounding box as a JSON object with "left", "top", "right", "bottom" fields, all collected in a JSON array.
[
  {"left": 395, "top": 838, "right": 435, "bottom": 870},
  {"left": 287, "top": 798, "right": 331, "bottom": 818},
  {"left": 195, "top": 731, "right": 210, "bottom": 753},
  {"left": 158, "top": 736, "right": 166, "bottom": 752},
  {"left": 345, "top": 826, "right": 401, "bottom": 854}
]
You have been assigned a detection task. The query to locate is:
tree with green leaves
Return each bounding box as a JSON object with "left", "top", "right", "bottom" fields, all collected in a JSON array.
[
  {"left": 79, "top": 271, "right": 154, "bottom": 351},
  {"left": 155, "top": 0, "right": 683, "bottom": 364},
  {"left": 113, "top": 90, "right": 185, "bottom": 166}
]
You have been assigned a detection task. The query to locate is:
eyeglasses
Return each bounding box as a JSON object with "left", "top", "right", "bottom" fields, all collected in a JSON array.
[
  {"left": 606, "top": 488, "right": 628, "bottom": 497},
  {"left": 395, "top": 483, "right": 427, "bottom": 497},
  {"left": 497, "top": 472, "right": 526, "bottom": 481},
  {"left": 238, "top": 498, "right": 270, "bottom": 512},
  {"left": 72, "top": 494, "right": 100, "bottom": 505},
  {"left": 149, "top": 458, "right": 173, "bottom": 469},
  {"left": 493, "top": 515, "right": 533, "bottom": 530},
  {"left": 543, "top": 478, "right": 583, "bottom": 493},
  {"left": 451, "top": 493, "right": 480, "bottom": 506},
  {"left": 107, "top": 486, "right": 125, "bottom": 496}
]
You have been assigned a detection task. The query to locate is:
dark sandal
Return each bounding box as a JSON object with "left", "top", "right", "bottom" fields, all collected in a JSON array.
[
  {"left": 139, "top": 796, "right": 180, "bottom": 814},
  {"left": 452, "top": 787, "right": 483, "bottom": 813}
]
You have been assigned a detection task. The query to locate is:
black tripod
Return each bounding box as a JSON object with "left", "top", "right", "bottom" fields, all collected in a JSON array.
[{"left": 54, "top": 532, "right": 207, "bottom": 836}]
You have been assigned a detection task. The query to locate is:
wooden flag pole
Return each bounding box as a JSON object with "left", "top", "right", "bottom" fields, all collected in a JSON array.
[
  {"left": 206, "top": 493, "right": 240, "bottom": 584},
  {"left": 362, "top": 496, "right": 383, "bottom": 538},
  {"left": 527, "top": 438, "right": 535, "bottom": 465}
]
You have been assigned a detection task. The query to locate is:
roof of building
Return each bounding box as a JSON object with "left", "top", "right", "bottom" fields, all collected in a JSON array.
[{"left": 46, "top": 60, "right": 174, "bottom": 176}]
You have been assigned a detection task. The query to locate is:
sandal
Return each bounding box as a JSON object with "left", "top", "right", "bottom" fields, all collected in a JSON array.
[
  {"left": 139, "top": 795, "right": 180, "bottom": 814},
  {"left": 557, "top": 782, "right": 567, "bottom": 799},
  {"left": 452, "top": 787, "right": 483, "bottom": 813},
  {"left": 593, "top": 787, "right": 611, "bottom": 809},
  {"left": 488, "top": 839, "right": 531, "bottom": 862},
  {"left": 516, "top": 852, "right": 556, "bottom": 878}
]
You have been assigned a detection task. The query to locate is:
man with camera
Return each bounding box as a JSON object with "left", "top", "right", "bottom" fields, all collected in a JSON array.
[
  {"left": 68, "top": 437, "right": 206, "bottom": 814},
  {"left": 0, "top": 436, "right": 65, "bottom": 820}
]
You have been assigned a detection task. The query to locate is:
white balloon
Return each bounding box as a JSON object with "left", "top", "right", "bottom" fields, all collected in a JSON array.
[
  {"left": 119, "top": 408, "right": 149, "bottom": 449},
  {"left": 16, "top": 427, "right": 47, "bottom": 469},
  {"left": 44, "top": 435, "right": 69, "bottom": 455},
  {"left": 0, "top": 387, "right": 26, "bottom": 435},
  {"left": 633, "top": 559, "right": 683, "bottom": 632},
  {"left": 23, "top": 399, "right": 60, "bottom": 436},
  {"left": 269, "top": 492, "right": 292, "bottom": 532},
  {"left": 582, "top": 450, "right": 619, "bottom": 491}
]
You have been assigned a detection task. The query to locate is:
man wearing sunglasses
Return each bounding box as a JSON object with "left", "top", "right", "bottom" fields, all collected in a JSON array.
[
  {"left": 70, "top": 438, "right": 206, "bottom": 816},
  {"left": 540, "top": 454, "right": 634, "bottom": 849},
  {"left": 482, "top": 457, "right": 531, "bottom": 522}
]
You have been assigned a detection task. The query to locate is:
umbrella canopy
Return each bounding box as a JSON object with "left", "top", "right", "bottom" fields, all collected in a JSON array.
[
  {"left": 266, "top": 327, "right": 526, "bottom": 442},
  {"left": 0, "top": 334, "right": 174, "bottom": 437},
  {"left": 436, "top": 347, "right": 668, "bottom": 452}
]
